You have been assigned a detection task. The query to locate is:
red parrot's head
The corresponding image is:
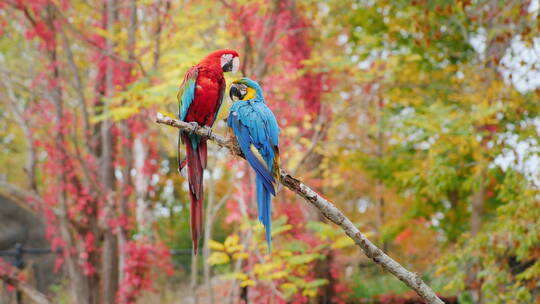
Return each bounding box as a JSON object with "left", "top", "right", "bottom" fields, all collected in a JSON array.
[{"left": 201, "top": 49, "right": 240, "bottom": 73}]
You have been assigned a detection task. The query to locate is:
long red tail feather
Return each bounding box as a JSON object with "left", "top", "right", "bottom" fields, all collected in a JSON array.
[
  {"left": 199, "top": 139, "right": 207, "bottom": 169},
  {"left": 183, "top": 133, "right": 205, "bottom": 254}
]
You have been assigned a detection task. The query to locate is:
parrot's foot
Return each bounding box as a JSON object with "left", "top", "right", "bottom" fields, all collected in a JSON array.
[
  {"left": 188, "top": 122, "right": 199, "bottom": 135},
  {"left": 178, "top": 156, "right": 187, "bottom": 174},
  {"left": 202, "top": 126, "right": 213, "bottom": 139}
]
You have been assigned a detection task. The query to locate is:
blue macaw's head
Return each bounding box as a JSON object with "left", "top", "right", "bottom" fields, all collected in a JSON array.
[{"left": 229, "top": 77, "right": 264, "bottom": 102}]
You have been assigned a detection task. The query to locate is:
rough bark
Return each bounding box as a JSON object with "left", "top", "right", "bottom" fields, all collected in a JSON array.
[
  {"left": 59, "top": 26, "right": 90, "bottom": 146},
  {"left": 43, "top": 5, "right": 98, "bottom": 303},
  {"left": 470, "top": 182, "right": 484, "bottom": 237},
  {"left": 191, "top": 252, "right": 199, "bottom": 304},
  {"left": 134, "top": 136, "right": 153, "bottom": 234},
  {"left": 101, "top": 1, "right": 119, "bottom": 303},
  {"left": 156, "top": 113, "right": 445, "bottom": 304},
  {"left": 203, "top": 168, "right": 217, "bottom": 304},
  {"left": 469, "top": 175, "right": 485, "bottom": 304}
]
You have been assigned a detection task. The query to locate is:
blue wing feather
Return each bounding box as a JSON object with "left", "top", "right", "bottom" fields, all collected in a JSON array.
[
  {"left": 177, "top": 67, "right": 200, "bottom": 150},
  {"left": 230, "top": 112, "right": 276, "bottom": 195},
  {"left": 229, "top": 95, "right": 280, "bottom": 252},
  {"left": 178, "top": 67, "right": 198, "bottom": 121}
]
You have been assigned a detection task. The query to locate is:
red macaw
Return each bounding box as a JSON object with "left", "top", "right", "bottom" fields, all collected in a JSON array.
[{"left": 177, "top": 50, "right": 239, "bottom": 253}]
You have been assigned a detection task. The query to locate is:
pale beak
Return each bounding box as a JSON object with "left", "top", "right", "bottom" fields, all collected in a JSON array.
[{"left": 232, "top": 57, "right": 240, "bottom": 73}]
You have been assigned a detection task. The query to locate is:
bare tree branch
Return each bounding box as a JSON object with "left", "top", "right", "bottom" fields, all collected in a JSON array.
[
  {"left": 155, "top": 112, "right": 444, "bottom": 304},
  {"left": 0, "top": 181, "right": 43, "bottom": 206},
  {"left": 59, "top": 26, "right": 91, "bottom": 147}
]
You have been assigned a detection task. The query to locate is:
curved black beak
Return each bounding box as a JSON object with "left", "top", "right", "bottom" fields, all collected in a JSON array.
[
  {"left": 229, "top": 84, "right": 246, "bottom": 101},
  {"left": 222, "top": 57, "right": 240, "bottom": 73},
  {"left": 222, "top": 60, "right": 233, "bottom": 72}
]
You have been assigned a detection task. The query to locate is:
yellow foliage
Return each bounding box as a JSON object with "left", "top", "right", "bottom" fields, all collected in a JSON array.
[
  {"left": 240, "top": 280, "right": 256, "bottom": 287},
  {"left": 280, "top": 282, "right": 298, "bottom": 295},
  {"left": 224, "top": 234, "right": 240, "bottom": 249},
  {"left": 278, "top": 250, "right": 293, "bottom": 257},
  {"left": 302, "top": 288, "right": 318, "bottom": 297},
  {"left": 226, "top": 244, "right": 244, "bottom": 254},
  {"left": 111, "top": 106, "right": 139, "bottom": 121},
  {"left": 223, "top": 272, "right": 248, "bottom": 281},
  {"left": 253, "top": 262, "right": 282, "bottom": 276},
  {"left": 232, "top": 252, "right": 249, "bottom": 260},
  {"left": 331, "top": 235, "right": 355, "bottom": 249},
  {"left": 271, "top": 224, "right": 293, "bottom": 237},
  {"left": 270, "top": 270, "right": 289, "bottom": 280},
  {"left": 207, "top": 252, "right": 230, "bottom": 265},
  {"left": 208, "top": 240, "right": 225, "bottom": 251}
]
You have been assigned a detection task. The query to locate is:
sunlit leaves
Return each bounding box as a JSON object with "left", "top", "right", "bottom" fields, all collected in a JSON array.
[
  {"left": 314, "top": 0, "right": 540, "bottom": 301},
  {"left": 331, "top": 235, "right": 355, "bottom": 249},
  {"left": 208, "top": 251, "right": 230, "bottom": 265},
  {"left": 206, "top": 216, "right": 355, "bottom": 301},
  {"left": 307, "top": 219, "right": 360, "bottom": 249},
  {"left": 208, "top": 234, "right": 244, "bottom": 266},
  {"left": 208, "top": 239, "right": 225, "bottom": 251}
]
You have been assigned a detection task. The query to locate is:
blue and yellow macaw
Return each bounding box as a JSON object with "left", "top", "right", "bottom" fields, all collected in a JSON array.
[{"left": 228, "top": 78, "right": 280, "bottom": 251}]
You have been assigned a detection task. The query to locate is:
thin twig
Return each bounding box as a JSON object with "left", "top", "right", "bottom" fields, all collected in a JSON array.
[
  {"left": 59, "top": 26, "right": 91, "bottom": 147},
  {"left": 155, "top": 112, "right": 444, "bottom": 304}
]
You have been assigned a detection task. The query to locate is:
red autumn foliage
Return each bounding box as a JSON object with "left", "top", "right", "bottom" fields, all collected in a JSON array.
[
  {"left": 117, "top": 240, "right": 173, "bottom": 304},
  {"left": 0, "top": 259, "right": 27, "bottom": 292},
  {"left": 395, "top": 228, "right": 413, "bottom": 244},
  {"left": 7, "top": 0, "right": 171, "bottom": 301}
]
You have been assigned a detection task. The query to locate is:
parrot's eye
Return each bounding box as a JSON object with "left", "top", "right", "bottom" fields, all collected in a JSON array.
[
  {"left": 221, "top": 54, "right": 233, "bottom": 71},
  {"left": 221, "top": 54, "right": 233, "bottom": 61},
  {"left": 221, "top": 54, "right": 239, "bottom": 73}
]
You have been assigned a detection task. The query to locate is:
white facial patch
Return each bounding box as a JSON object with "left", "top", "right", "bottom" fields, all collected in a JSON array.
[
  {"left": 221, "top": 54, "right": 233, "bottom": 68},
  {"left": 232, "top": 57, "right": 240, "bottom": 73}
]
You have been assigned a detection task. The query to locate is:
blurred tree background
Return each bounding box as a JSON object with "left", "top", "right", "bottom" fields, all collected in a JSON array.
[{"left": 0, "top": 0, "right": 539, "bottom": 303}]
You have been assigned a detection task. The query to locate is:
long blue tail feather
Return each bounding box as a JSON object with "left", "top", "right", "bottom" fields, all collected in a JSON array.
[{"left": 256, "top": 175, "right": 272, "bottom": 252}]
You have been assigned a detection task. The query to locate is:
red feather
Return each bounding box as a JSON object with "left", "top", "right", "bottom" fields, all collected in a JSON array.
[
  {"left": 180, "top": 50, "right": 238, "bottom": 254},
  {"left": 184, "top": 133, "right": 204, "bottom": 253}
]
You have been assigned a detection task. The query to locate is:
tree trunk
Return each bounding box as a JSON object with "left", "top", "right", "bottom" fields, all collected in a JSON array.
[
  {"left": 44, "top": 5, "right": 100, "bottom": 303},
  {"left": 203, "top": 167, "right": 216, "bottom": 304},
  {"left": 468, "top": 176, "right": 485, "bottom": 304},
  {"left": 315, "top": 250, "right": 335, "bottom": 304},
  {"left": 134, "top": 136, "right": 153, "bottom": 235},
  {"left": 470, "top": 182, "right": 484, "bottom": 237},
  {"left": 101, "top": 1, "right": 119, "bottom": 303},
  {"left": 102, "top": 231, "right": 119, "bottom": 304},
  {"left": 191, "top": 253, "right": 199, "bottom": 304}
]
